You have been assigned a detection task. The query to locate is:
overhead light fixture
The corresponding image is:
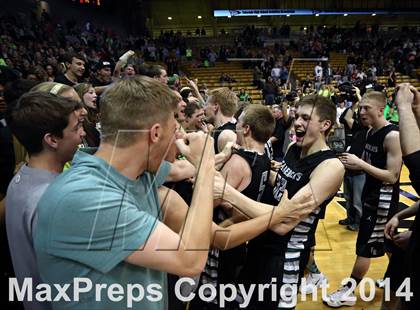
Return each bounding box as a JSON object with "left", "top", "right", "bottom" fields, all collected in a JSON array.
[
  {"left": 286, "top": 14, "right": 290, "bottom": 17},
  {"left": 372, "top": 13, "right": 376, "bottom": 16},
  {"left": 257, "top": 14, "right": 261, "bottom": 18},
  {"left": 343, "top": 14, "right": 348, "bottom": 16},
  {"left": 197, "top": 15, "right": 202, "bottom": 19},
  {"left": 303, "top": 27, "right": 307, "bottom": 30},
  {"left": 315, "top": 14, "right": 319, "bottom": 17},
  {"left": 168, "top": 16, "right": 172, "bottom": 20},
  {"left": 227, "top": 15, "right": 231, "bottom": 18},
  {"left": 323, "top": 25, "right": 326, "bottom": 28}
]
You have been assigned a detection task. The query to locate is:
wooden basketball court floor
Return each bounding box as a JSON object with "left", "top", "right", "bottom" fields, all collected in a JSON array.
[{"left": 298, "top": 165, "right": 419, "bottom": 309}]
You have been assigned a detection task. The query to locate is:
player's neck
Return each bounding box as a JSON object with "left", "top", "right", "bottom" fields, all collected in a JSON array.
[
  {"left": 215, "top": 114, "right": 233, "bottom": 128},
  {"left": 371, "top": 118, "right": 389, "bottom": 131},
  {"left": 301, "top": 138, "right": 329, "bottom": 157},
  {"left": 241, "top": 138, "right": 265, "bottom": 154}
]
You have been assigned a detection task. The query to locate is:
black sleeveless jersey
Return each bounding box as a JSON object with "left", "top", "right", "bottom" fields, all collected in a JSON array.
[
  {"left": 249, "top": 143, "right": 337, "bottom": 253},
  {"left": 234, "top": 148, "right": 271, "bottom": 201},
  {"left": 201, "top": 148, "right": 271, "bottom": 297},
  {"left": 212, "top": 122, "right": 236, "bottom": 153},
  {"left": 361, "top": 124, "right": 400, "bottom": 210}
]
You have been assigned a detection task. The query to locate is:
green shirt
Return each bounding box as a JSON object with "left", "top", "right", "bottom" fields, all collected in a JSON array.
[
  {"left": 384, "top": 104, "right": 399, "bottom": 123},
  {"left": 34, "top": 149, "right": 170, "bottom": 309}
]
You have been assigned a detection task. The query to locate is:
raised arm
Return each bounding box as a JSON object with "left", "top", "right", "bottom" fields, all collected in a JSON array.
[
  {"left": 165, "top": 159, "right": 195, "bottom": 182},
  {"left": 113, "top": 50, "right": 135, "bottom": 79},
  {"left": 186, "top": 77, "right": 205, "bottom": 106},
  {"left": 396, "top": 84, "right": 420, "bottom": 156},
  {"left": 125, "top": 132, "right": 215, "bottom": 277}
]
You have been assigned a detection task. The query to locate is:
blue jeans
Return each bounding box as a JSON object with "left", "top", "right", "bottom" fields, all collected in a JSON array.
[{"left": 343, "top": 172, "right": 365, "bottom": 224}]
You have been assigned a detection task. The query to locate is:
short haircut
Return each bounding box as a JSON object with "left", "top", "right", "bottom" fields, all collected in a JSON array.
[
  {"left": 241, "top": 104, "right": 275, "bottom": 143},
  {"left": 208, "top": 87, "right": 238, "bottom": 117},
  {"left": 362, "top": 91, "right": 386, "bottom": 108},
  {"left": 148, "top": 65, "right": 165, "bottom": 78},
  {"left": 184, "top": 102, "right": 201, "bottom": 118},
  {"left": 63, "top": 52, "right": 85, "bottom": 64},
  {"left": 297, "top": 94, "right": 336, "bottom": 135},
  {"left": 100, "top": 75, "right": 179, "bottom": 147},
  {"left": 6, "top": 92, "right": 82, "bottom": 155},
  {"left": 30, "top": 82, "right": 73, "bottom": 97}
]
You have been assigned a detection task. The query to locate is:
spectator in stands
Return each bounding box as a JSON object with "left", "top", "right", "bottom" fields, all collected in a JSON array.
[
  {"left": 302, "top": 74, "right": 313, "bottom": 91},
  {"left": 219, "top": 72, "right": 236, "bottom": 83},
  {"left": 208, "top": 50, "right": 217, "bottom": 67},
  {"left": 45, "top": 64, "right": 55, "bottom": 82},
  {"left": 186, "top": 47, "right": 192, "bottom": 61},
  {"left": 325, "top": 63, "right": 333, "bottom": 84},
  {"left": 91, "top": 61, "right": 113, "bottom": 95},
  {"left": 271, "top": 63, "right": 281, "bottom": 81},
  {"left": 113, "top": 50, "right": 136, "bottom": 80},
  {"left": 149, "top": 64, "right": 168, "bottom": 85},
  {"left": 280, "top": 64, "right": 289, "bottom": 86},
  {"left": 167, "top": 74, "right": 181, "bottom": 91},
  {"left": 263, "top": 77, "right": 278, "bottom": 105},
  {"left": 269, "top": 103, "right": 291, "bottom": 162},
  {"left": 253, "top": 65, "right": 263, "bottom": 89},
  {"left": 315, "top": 62, "right": 323, "bottom": 81},
  {"left": 74, "top": 83, "right": 100, "bottom": 147},
  {"left": 238, "top": 88, "right": 250, "bottom": 102},
  {"left": 388, "top": 67, "right": 397, "bottom": 87},
  {"left": 384, "top": 95, "right": 399, "bottom": 125},
  {"left": 54, "top": 52, "right": 86, "bottom": 86}
]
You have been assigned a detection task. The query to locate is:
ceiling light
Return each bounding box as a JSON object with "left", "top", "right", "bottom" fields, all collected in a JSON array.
[
  {"left": 168, "top": 16, "right": 172, "bottom": 20},
  {"left": 197, "top": 15, "right": 202, "bottom": 19},
  {"left": 286, "top": 14, "right": 290, "bottom": 17},
  {"left": 315, "top": 14, "right": 319, "bottom": 17},
  {"left": 372, "top": 13, "right": 376, "bottom": 16},
  {"left": 257, "top": 14, "right": 261, "bottom": 18},
  {"left": 343, "top": 14, "right": 348, "bottom": 16}
]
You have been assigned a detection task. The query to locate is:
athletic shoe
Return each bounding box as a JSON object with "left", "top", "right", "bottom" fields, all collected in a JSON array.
[
  {"left": 323, "top": 286, "right": 356, "bottom": 308},
  {"left": 338, "top": 218, "right": 352, "bottom": 225},
  {"left": 376, "top": 278, "right": 385, "bottom": 288},
  {"left": 300, "top": 272, "right": 328, "bottom": 294}
]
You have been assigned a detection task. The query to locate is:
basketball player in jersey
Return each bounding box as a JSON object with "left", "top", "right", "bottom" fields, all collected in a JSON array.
[
  {"left": 204, "top": 87, "right": 238, "bottom": 153},
  {"left": 325, "top": 91, "right": 402, "bottom": 308},
  {"left": 188, "top": 104, "right": 276, "bottom": 309},
  {"left": 219, "top": 95, "right": 344, "bottom": 309}
]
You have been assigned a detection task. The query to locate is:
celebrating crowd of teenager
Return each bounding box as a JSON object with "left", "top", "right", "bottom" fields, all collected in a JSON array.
[{"left": 1, "top": 10, "right": 420, "bottom": 310}]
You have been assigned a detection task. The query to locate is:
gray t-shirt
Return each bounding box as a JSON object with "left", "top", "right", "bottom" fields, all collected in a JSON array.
[{"left": 6, "top": 164, "right": 57, "bottom": 310}]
